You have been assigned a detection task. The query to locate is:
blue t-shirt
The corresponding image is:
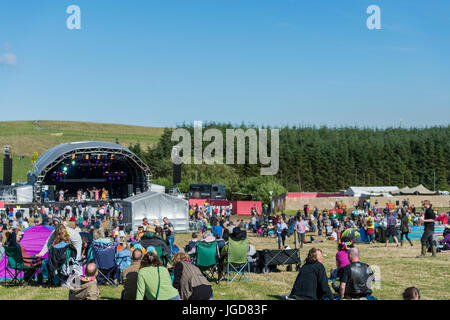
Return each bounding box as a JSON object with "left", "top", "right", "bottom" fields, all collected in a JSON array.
[{"left": 212, "top": 225, "right": 223, "bottom": 237}]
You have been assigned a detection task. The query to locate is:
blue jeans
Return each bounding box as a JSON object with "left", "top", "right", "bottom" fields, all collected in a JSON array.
[
  {"left": 277, "top": 233, "right": 286, "bottom": 249},
  {"left": 167, "top": 235, "right": 175, "bottom": 255}
]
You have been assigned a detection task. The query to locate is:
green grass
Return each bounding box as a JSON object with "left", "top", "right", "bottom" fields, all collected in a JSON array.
[
  {"left": 0, "top": 120, "right": 165, "bottom": 182},
  {"left": 0, "top": 229, "right": 448, "bottom": 300}
]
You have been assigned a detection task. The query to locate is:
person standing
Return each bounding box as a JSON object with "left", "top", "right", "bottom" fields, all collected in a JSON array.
[
  {"left": 58, "top": 189, "right": 68, "bottom": 202},
  {"left": 385, "top": 211, "right": 399, "bottom": 247},
  {"left": 399, "top": 208, "right": 413, "bottom": 247},
  {"left": 163, "top": 217, "right": 175, "bottom": 255},
  {"left": 417, "top": 200, "right": 436, "bottom": 258},
  {"left": 365, "top": 212, "right": 376, "bottom": 244},
  {"left": 276, "top": 218, "right": 288, "bottom": 249},
  {"left": 93, "top": 188, "right": 99, "bottom": 201},
  {"left": 295, "top": 216, "right": 307, "bottom": 249}
]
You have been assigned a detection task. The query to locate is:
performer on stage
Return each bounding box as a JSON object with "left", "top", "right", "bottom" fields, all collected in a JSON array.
[
  {"left": 59, "top": 189, "right": 68, "bottom": 202},
  {"left": 87, "top": 188, "right": 94, "bottom": 200},
  {"left": 77, "top": 189, "right": 82, "bottom": 203},
  {"left": 101, "top": 187, "right": 108, "bottom": 201},
  {"left": 88, "top": 187, "right": 100, "bottom": 201}
]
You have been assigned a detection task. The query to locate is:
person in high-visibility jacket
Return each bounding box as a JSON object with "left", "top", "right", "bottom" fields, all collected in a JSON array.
[{"left": 365, "top": 212, "right": 376, "bottom": 243}]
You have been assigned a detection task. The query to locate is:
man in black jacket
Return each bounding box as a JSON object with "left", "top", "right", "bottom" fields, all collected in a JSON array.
[
  {"left": 289, "top": 248, "right": 333, "bottom": 300},
  {"left": 417, "top": 200, "right": 437, "bottom": 258},
  {"left": 339, "top": 247, "right": 374, "bottom": 299}
]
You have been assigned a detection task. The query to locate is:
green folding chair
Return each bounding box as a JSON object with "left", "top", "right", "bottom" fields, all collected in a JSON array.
[
  {"left": 47, "top": 246, "right": 72, "bottom": 286},
  {"left": 153, "top": 245, "right": 172, "bottom": 267},
  {"left": 225, "top": 238, "right": 250, "bottom": 283},
  {"left": 4, "top": 246, "right": 43, "bottom": 286},
  {"left": 195, "top": 241, "right": 220, "bottom": 283}
]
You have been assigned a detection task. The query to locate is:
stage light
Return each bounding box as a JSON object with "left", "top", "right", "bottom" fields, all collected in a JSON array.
[
  {"left": 72, "top": 160, "right": 76, "bottom": 165},
  {"left": 85, "top": 154, "right": 89, "bottom": 160},
  {"left": 72, "top": 154, "right": 76, "bottom": 159},
  {"left": 63, "top": 167, "right": 68, "bottom": 171}
]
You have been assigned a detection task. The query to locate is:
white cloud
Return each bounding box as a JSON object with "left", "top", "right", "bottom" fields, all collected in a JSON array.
[
  {"left": 0, "top": 52, "right": 17, "bottom": 66},
  {"left": 0, "top": 43, "right": 17, "bottom": 66}
]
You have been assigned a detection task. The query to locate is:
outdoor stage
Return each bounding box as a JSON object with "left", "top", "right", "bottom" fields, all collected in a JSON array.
[{"left": 27, "top": 141, "right": 152, "bottom": 202}]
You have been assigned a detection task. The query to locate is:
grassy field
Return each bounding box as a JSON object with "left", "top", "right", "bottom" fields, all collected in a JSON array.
[
  {"left": 0, "top": 121, "right": 165, "bottom": 182},
  {"left": 0, "top": 223, "right": 448, "bottom": 300}
]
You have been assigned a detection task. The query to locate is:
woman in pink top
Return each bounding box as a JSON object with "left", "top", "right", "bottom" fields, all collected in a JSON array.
[
  {"left": 330, "top": 238, "right": 353, "bottom": 293},
  {"left": 330, "top": 238, "right": 353, "bottom": 279}
]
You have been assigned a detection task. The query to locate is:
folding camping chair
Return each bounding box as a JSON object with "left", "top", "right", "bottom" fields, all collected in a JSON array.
[
  {"left": 153, "top": 245, "right": 172, "bottom": 267},
  {"left": 225, "top": 238, "right": 250, "bottom": 283},
  {"left": 4, "top": 246, "right": 43, "bottom": 286},
  {"left": 90, "top": 241, "right": 120, "bottom": 286},
  {"left": 194, "top": 241, "right": 220, "bottom": 283},
  {"left": 139, "top": 233, "right": 172, "bottom": 267},
  {"left": 46, "top": 245, "right": 77, "bottom": 287}
]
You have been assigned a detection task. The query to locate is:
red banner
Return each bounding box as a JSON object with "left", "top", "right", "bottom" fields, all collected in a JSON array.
[{"left": 287, "top": 192, "right": 346, "bottom": 198}]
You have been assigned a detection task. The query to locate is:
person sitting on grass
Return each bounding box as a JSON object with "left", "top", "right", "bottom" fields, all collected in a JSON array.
[
  {"left": 288, "top": 248, "right": 334, "bottom": 300},
  {"left": 339, "top": 247, "right": 375, "bottom": 300},
  {"left": 216, "top": 233, "right": 226, "bottom": 252},
  {"left": 68, "top": 262, "right": 101, "bottom": 300},
  {"left": 186, "top": 232, "right": 199, "bottom": 254},
  {"left": 212, "top": 221, "right": 223, "bottom": 238},
  {"left": 136, "top": 252, "right": 180, "bottom": 300},
  {"left": 121, "top": 248, "right": 143, "bottom": 300},
  {"left": 172, "top": 252, "right": 213, "bottom": 300},
  {"left": 402, "top": 287, "right": 420, "bottom": 300},
  {"left": 330, "top": 237, "right": 353, "bottom": 292}
]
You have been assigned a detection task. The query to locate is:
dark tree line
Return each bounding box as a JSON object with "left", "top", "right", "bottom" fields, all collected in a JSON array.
[{"left": 129, "top": 124, "right": 450, "bottom": 198}]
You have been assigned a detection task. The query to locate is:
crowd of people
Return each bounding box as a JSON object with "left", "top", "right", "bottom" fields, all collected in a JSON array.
[
  {"left": 259, "top": 200, "right": 450, "bottom": 255},
  {"left": 0, "top": 196, "right": 448, "bottom": 300},
  {"left": 0, "top": 201, "right": 254, "bottom": 300}
]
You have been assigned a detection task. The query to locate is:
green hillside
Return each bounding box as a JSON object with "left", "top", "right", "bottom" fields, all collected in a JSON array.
[{"left": 0, "top": 121, "right": 165, "bottom": 183}]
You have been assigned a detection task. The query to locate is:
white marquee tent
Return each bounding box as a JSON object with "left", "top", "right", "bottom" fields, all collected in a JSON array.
[
  {"left": 121, "top": 191, "right": 189, "bottom": 233},
  {"left": 346, "top": 186, "right": 399, "bottom": 197}
]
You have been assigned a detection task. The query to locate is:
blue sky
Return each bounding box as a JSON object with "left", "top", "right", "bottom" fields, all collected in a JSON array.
[{"left": 0, "top": 0, "right": 449, "bottom": 128}]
